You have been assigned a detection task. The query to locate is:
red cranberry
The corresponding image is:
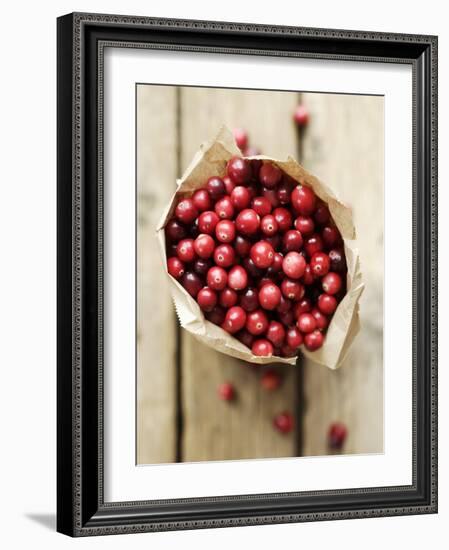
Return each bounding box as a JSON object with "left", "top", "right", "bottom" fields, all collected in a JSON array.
[
  {"left": 297, "top": 313, "right": 317, "bottom": 333},
  {"left": 276, "top": 295, "right": 292, "bottom": 314},
  {"left": 234, "top": 235, "right": 252, "bottom": 258},
  {"left": 176, "top": 238, "right": 196, "bottom": 263},
  {"left": 311, "top": 308, "right": 329, "bottom": 330},
  {"left": 242, "top": 257, "right": 263, "bottom": 278},
  {"left": 251, "top": 196, "right": 272, "bottom": 217},
  {"left": 218, "top": 382, "right": 235, "bottom": 401},
  {"left": 322, "top": 272, "right": 343, "bottom": 295},
  {"left": 246, "top": 309, "right": 269, "bottom": 336},
  {"left": 193, "top": 257, "right": 212, "bottom": 276},
  {"left": 236, "top": 329, "right": 255, "bottom": 349},
  {"left": 165, "top": 219, "right": 187, "bottom": 243},
  {"left": 252, "top": 339, "right": 274, "bottom": 357},
  {"left": 222, "top": 306, "right": 247, "bottom": 334},
  {"left": 219, "top": 287, "right": 238, "bottom": 308},
  {"left": 310, "top": 251, "right": 331, "bottom": 277},
  {"left": 236, "top": 208, "right": 260, "bottom": 236},
  {"left": 293, "top": 104, "right": 309, "bottom": 126},
  {"left": 215, "top": 220, "right": 236, "bottom": 243},
  {"left": 262, "top": 187, "right": 280, "bottom": 208},
  {"left": 250, "top": 241, "right": 275, "bottom": 269},
  {"left": 314, "top": 203, "right": 330, "bottom": 225},
  {"left": 239, "top": 287, "right": 259, "bottom": 312},
  {"left": 228, "top": 265, "right": 248, "bottom": 291},
  {"left": 223, "top": 175, "right": 236, "bottom": 195},
  {"left": 281, "top": 278, "right": 304, "bottom": 301},
  {"left": 193, "top": 234, "right": 215, "bottom": 259},
  {"left": 304, "top": 329, "right": 324, "bottom": 351},
  {"left": 282, "top": 252, "right": 306, "bottom": 279},
  {"left": 259, "top": 163, "right": 282, "bottom": 189},
  {"left": 266, "top": 252, "right": 283, "bottom": 275},
  {"left": 213, "top": 244, "right": 234, "bottom": 268},
  {"left": 329, "top": 248, "right": 346, "bottom": 272},
  {"left": 286, "top": 326, "right": 303, "bottom": 349},
  {"left": 226, "top": 156, "right": 252, "bottom": 184},
  {"left": 273, "top": 411, "right": 294, "bottom": 433},
  {"left": 273, "top": 207, "right": 293, "bottom": 233},
  {"left": 293, "top": 297, "right": 312, "bottom": 318},
  {"left": 280, "top": 345, "right": 296, "bottom": 358},
  {"left": 294, "top": 215, "right": 315, "bottom": 235},
  {"left": 197, "top": 287, "right": 218, "bottom": 312},
  {"left": 192, "top": 189, "right": 212, "bottom": 212},
  {"left": 259, "top": 282, "right": 282, "bottom": 310},
  {"left": 301, "top": 264, "right": 315, "bottom": 285},
  {"left": 206, "top": 176, "right": 226, "bottom": 200},
  {"left": 322, "top": 225, "right": 341, "bottom": 248},
  {"left": 198, "top": 211, "right": 219, "bottom": 235},
  {"left": 181, "top": 271, "right": 203, "bottom": 297},
  {"left": 233, "top": 127, "right": 248, "bottom": 150},
  {"left": 167, "top": 256, "right": 185, "bottom": 280},
  {"left": 175, "top": 198, "right": 198, "bottom": 225},
  {"left": 215, "top": 196, "right": 235, "bottom": 219},
  {"left": 207, "top": 266, "right": 228, "bottom": 291},
  {"left": 317, "top": 293, "right": 338, "bottom": 315},
  {"left": 304, "top": 234, "right": 324, "bottom": 257},
  {"left": 277, "top": 180, "right": 294, "bottom": 205},
  {"left": 291, "top": 185, "right": 316, "bottom": 216},
  {"left": 231, "top": 186, "right": 251, "bottom": 210},
  {"left": 266, "top": 321, "right": 286, "bottom": 347},
  {"left": 260, "top": 215, "right": 279, "bottom": 236},
  {"left": 206, "top": 305, "right": 226, "bottom": 325},
  {"left": 283, "top": 229, "right": 303, "bottom": 252},
  {"left": 261, "top": 368, "right": 282, "bottom": 390},
  {"left": 278, "top": 309, "right": 295, "bottom": 327},
  {"left": 328, "top": 421, "right": 347, "bottom": 449}
]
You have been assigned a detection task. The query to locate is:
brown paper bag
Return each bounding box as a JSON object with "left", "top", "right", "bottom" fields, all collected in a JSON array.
[{"left": 156, "top": 127, "right": 364, "bottom": 369}]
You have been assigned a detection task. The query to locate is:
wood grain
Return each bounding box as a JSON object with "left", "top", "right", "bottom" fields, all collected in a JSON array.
[
  {"left": 136, "top": 85, "right": 178, "bottom": 464},
  {"left": 300, "top": 93, "right": 384, "bottom": 455}
]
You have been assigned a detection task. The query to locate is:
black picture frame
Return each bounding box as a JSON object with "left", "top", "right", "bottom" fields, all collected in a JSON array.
[{"left": 57, "top": 12, "right": 438, "bottom": 537}]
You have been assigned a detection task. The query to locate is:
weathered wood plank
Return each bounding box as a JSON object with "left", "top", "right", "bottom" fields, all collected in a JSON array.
[
  {"left": 300, "top": 93, "right": 384, "bottom": 455},
  {"left": 179, "top": 87, "right": 301, "bottom": 461},
  {"left": 136, "top": 85, "right": 178, "bottom": 464}
]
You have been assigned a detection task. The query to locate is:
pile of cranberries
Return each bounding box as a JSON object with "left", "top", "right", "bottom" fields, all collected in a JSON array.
[{"left": 165, "top": 157, "right": 347, "bottom": 358}]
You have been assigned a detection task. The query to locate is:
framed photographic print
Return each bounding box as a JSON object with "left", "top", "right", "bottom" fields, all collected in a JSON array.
[{"left": 57, "top": 12, "right": 438, "bottom": 536}]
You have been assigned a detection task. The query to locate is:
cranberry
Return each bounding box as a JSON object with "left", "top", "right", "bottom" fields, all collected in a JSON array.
[
  {"left": 273, "top": 207, "right": 293, "bottom": 233},
  {"left": 297, "top": 312, "right": 317, "bottom": 333},
  {"left": 322, "top": 272, "right": 343, "bottom": 295},
  {"left": 266, "top": 252, "right": 284, "bottom": 275},
  {"left": 276, "top": 295, "right": 292, "bottom": 314},
  {"left": 239, "top": 287, "right": 259, "bottom": 312},
  {"left": 286, "top": 326, "right": 303, "bottom": 349},
  {"left": 206, "top": 176, "right": 226, "bottom": 200},
  {"left": 304, "top": 234, "right": 324, "bottom": 257},
  {"left": 206, "top": 305, "right": 226, "bottom": 325},
  {"left": 259, "top": 163, "right": 282, "bottom": 189},
  {"left": 282, "top": 252, "right": 306, "bottom": 279},
  {"left": 197, "top": 287, "right": 218, "bottom": 312},
  {"left": 236, "top": 208, "right": 260, "bottom": 236},
  {"left": 280, "top": 344, "right": 296, "bottom": 358},
  {"left": 277, "top": 180, "right": 294, "bottom": 205},
  {"left": 311, "top": 308, "right": 329, "bottom": 330},
  {"left": 193, "top": 257, "right": 212, "bottom": 276},
  {"left": 215, "top": 219, "right": 236, "bottom": 243},
  {"left": 246, "top": 183, "right": 258, "bottom": 199},
  {"left": 294, "top": 215, "right": 315, "bottom": 236},
  {"left": 246, "top": 309, "right": 269, "bottom": 336},
  {"left": 251, "top": 196, "right": 272, "bottom": 217},
  {"left": 252, "top": 339, "right": 274, "bottom": 357},
  {"left": 328, "top": 422, "right": 348, "bottom": 449},
  {"left": 293, "top": 297, "right": 312, "bottom": 318},
  {"left": 231, "top": 186, "right": 251, "bottom": 210},
  {"left": 278, "top": 309, "right": 295, "bottom": 327},
  {"left": 198, "top": 211, "right": 219, "bottom": 235},
  {"left": 233, "top": 127, "right": 248, "bottom": 150},
  {"left": 193, "top": 234, "right": 215, "bottom": 259},
  {"left": 234, "top": 235, "right": 252, "bottom": 258},
  {"left": 214, "top": 196, "right": 234, "bottom": 219},
  {"left": 262, "top": 187, "right": 281, "bottom": 208},
  {"left": 222, "top": 306, "right": 247, "bottom": 334},
  {"left": 212, "top": 244, "right": 233, "bottom": 268},
  {"left": 266, "top": 321, "right": 286, "bottom": 347},
  {"left": 223, "top": 175, "right": 236, "bottom": 195},
  {"left": 283, "top": 229, "right": 303, "bottom": 252},
  {"left": 207, "top": 266, "right": 228, "bottom": 291},
  {"left": 310, "top": 251, "right": 331, "bottom": 277},
  {"left": 175, "top": 198, "right": 198, "bottom": 224},
  {"left": 228, "top": 265, "right": 248, "bottom": 291},
  {"left": 322, "top": 225, "right": 341, "bottom": 248},
  {"left": 236, "top": 329, "right": 255, "bottom": 349},
  {"left": 314, "top": 204, "right": 330, "bottom": 225},
  {"left": 304, "top": 329, "right": 324, "bottom": 351},
  {"left": 260, "top": 215, "right": 279, "bottom": 236},
  {"left": 192, "top": 189, "right": 212, "bottom": 212},
  {"left": 273, "top": 411, "right": 294, "bottom": 433},
  {"left": 250, "top": 241, "right": 275, "bottom": 269},
  {"left": 226, "top": 156, "right": 252, "bottom": 184},
  {"left": 257, "top": 276, "right": 275, "bottom": 290},
  {"left": 167, "top": 256, "right": 185, "bottom": 279},
  {"left": 165, "top": 219, "right": 188, "bottom": 243},
  {"left": 181, "top": 271, "right": 203, "bottom": 298},
  {"left": 261, "top": 369, "right": 282, "bottom": 390},
  {"left": 317, "top": 293, "right": 338, "bottom": 315},
  {"left": 329, "top": 248, "right": 347, "bottom": 272},
  {"left": 242, "top": 257, "right": 263, "bottom": 279},
  {"left": 301, "top": 264, "right": 315, "bottom": 285},
  {"left": 281, "top": 278, "right": 304, "bottom": 301},
  {"left": 176, "top": 238, "right": 196, "bottom": 263},
  {"left": 291, "top": 185, "right": 316, "bottom": 215},
  {"left": 293, "top": 104, "right": 309, "bottom": 126},
  {"left": 219, "top": 287, "right": 238, "bottom": 308},
  {"left": 259, "top": 282, "right": 282, "bottom": 310},
  {"left": 218, "top": 382, "right": 235, "bottom": 401}
]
